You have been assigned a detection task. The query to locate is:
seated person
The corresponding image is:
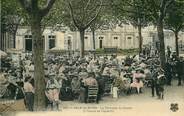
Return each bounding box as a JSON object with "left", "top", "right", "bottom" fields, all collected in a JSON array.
[
  {"left": 83, "top": 72, "right": 98, "bottom": 103},
  {"left": 78, "top": 69, "right": 88, "bottom": 80},
  {"left": 102, "top": 64, "right": 111, "bottom": 76},
  {"left": 83, "top": 72, "right": 98, "bottom": 86},
  {"left": 71, "top": 76, "right": 80, "bottom": 99},
  {"left": 60, "top": 76, "right": 73, "bottom": 101}
]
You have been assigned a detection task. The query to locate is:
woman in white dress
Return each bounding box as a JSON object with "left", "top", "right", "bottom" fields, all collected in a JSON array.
[
  {"left": 130, "top": 69, "right": 145, "bottom": 94},
  {"left": 45, "top": 74, "right": 60, "bottom": 110}
]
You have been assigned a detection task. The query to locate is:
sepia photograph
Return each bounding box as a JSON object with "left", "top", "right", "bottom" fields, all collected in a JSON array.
[{"left": 0, "top": 0, "right": 184, "bottom": 116}]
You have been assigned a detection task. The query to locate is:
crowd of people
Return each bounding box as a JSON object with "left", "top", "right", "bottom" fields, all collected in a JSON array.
[
  {"left": 165, "top": 48, "right": 184, "bottom": 86},
  {"left": 0, "top": 51, "right": 184, "bottom": 111}
]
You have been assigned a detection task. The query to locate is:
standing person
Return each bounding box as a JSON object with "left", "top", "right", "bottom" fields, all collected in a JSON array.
[
  {"left": 78, "top": 77, "right": 86, "bottom": 103},
  {"left": 96, "top": 72, "right": 105, "bottom": 103},
  {"left": 150, "top": 68, "right": 158, "bottom": 97},
  {"left": 165, "top": 61, "right": 172, "bottom": 85},
  {"left": 45, "top": 74, "right": 60, "bottom": 110},
  {"left": 182, "top": 59, "right": 184, "bottom": 85},
  {"left": 155, "top": 69, "right": 165, "bottom": 99},
  {"left": 176, "top": 57, "right": 184, "bottom": 86},
  {"left": 23, "top": 76, "right": 34, "bottom": 111},
  {"left": 28, "top": 62, "right": 34, "bottom": 78},
  {"left": 170, "top": 52, "right": 178, "bottom": 79}
]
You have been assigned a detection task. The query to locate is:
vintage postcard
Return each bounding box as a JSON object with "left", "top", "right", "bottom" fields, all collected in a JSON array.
[{"left": 1, "top": 0, "right": 184, "bottom": 116}]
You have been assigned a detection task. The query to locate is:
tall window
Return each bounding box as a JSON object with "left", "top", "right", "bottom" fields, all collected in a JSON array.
[
  {"left": 25, "top": 35, "right": 32, "bottom": 51},
  {"left": 114, "top": 37, "right": 118, "bottom": 40},
  {"left": 49, "top": 35, "right": 56, "bottom": 49},
  {"left": 42, "top": 36, "right": 45, "bottom": 51},
  {"left": 113, "top": 36, "right": 119, "bottom": 47},
  {"left": 99, "top": 37, "right": 104, "bottom": 40},
  {"left": 25, "top": 35, "right": 45, "bottom": 51},
  {"left": 126, "top": 36, "right": 133, "bottom": 49},
  {"left": 99, "top": 36, "right": 104, "bottom": 48},
  {"left": 127, "top": 37, "right": 132, "bottom": 39},
  {"left": 25, "top": 35, "right": 32, "bottom": 38}
]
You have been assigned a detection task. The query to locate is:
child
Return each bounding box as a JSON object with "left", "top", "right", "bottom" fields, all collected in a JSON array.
[{"left": 156, "top": 68, "right": 166, "bottom": 99}]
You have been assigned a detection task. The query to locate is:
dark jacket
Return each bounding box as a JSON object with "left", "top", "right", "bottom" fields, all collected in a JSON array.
[{"left": 177, "top": 61, "right": 184, "bottom": 75}]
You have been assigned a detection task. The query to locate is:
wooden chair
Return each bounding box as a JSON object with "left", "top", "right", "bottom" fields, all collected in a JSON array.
[
  {"left": 87, "top": 86, "right": 98, "bottom": 103},
  {"left": 0, "top": 88, "right": 25, "bottom": 112},
  {"left": 0, "top": 100, "right": 16, "bottom": 112}
]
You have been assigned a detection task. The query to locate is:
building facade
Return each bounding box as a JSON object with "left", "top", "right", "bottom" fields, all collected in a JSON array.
[
  {"left": 15, "top": 27, "right": 65, "bottom": 52},
  {"left": 15, "top": 25, "right": 184, "bottom": 53}
]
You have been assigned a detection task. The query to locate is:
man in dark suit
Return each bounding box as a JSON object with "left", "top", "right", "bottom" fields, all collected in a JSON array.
[
  {"left": 150, "top": 67, "right": 158, "bottom": 97},
  {"left": 96, "top": 72, "right": 105, "bottom": 103},
  {"left": 165, "top": 61, "right": 172, "bottom": 85},
  {"left": 176, "top": 57, "right": 184, "bottom": 86}
]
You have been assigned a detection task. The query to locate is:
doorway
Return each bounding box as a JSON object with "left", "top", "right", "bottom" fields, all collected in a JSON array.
[
  {"left": 49, "top": 39, "right": 55, "bottom": 49},
  {"left": 25, "top": 39, "right": 32, "bottom": 51},
  {"left": 99, "top": 40, "right": 103, "bottom": 49}
]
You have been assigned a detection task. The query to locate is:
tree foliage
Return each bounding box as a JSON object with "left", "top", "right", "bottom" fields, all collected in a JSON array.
[
  {"left": 143, "top": 0, "right": 175, "bottom": 69},
  {"left": 109, "top": 0, "right": 151, "bottom": 53},
  {"left": 165, "top": 1, "right": 184, "bottom": 32},
  {"left": 165, "top": 0, "right": 184, "bottom": 56},
  {"left": 60, "top": 0, "right": 104, "bottom": 57},
  {"left": 1, "top": 0, "right": 23, "bottom": 33}
]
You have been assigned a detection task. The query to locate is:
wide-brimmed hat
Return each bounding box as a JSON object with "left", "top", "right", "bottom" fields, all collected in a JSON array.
[
  {"left": 106, "top": 63, "right": 112, "bottom": 66},
  {"left": 135, "top": 67, "right": 143, "bottom": 71},
  {"left": 57, "top": 73, "right": 67, "bottom": 80},
  {"left": 49, "top": 73, "right": 56, "bottom": 76},
  {"left": 88, "top": 72, "right": 95, "bottom": 78},
  {"left": 0, "top": 73, "right": 8, "bottom": 84},
  {"left": 159, "top": 68, "right": 164, "bottom": 73},
  {"left": 79, "top": 72, "right": 88, "bottom": 76},
  {"left": 81, "top": 68, "right": 87, "bottom": 72},
  {"left": 69, "top": 72, "right": 78, "bottom": 77}
]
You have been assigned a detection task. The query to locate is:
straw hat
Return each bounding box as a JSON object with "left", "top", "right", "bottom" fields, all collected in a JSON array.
[
  {"left": 0, "top": 73, "right": 8, "bottom": 84},
  {"left": 49, "top": 73, "right": 56, "bottom": 76}
]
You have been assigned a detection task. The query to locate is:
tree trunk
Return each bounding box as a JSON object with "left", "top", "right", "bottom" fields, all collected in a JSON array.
[
  {"left": 0, "top": 33, "right": 2, "bottom": 50},
  {"left": 12, "top": 24, "right": 19, "bottom": 48},
  {"left": 31, "top": 17, "right": 46, "bottom": 111},
  {"left": 92, "top": 29, "right": 96, "bottom": 50},
  {"left": 0, "top": 32, "right": 5, "bottom": 51},
  {"left": 157, "top": 18, "right": 166, "bottom": 69},
  {"left": 92, "top": 29, "right": 96, "bottom": 59},
  {"left": 174, "top": 31, "right": 179, "bottom": 56},
  {"left": 79, "top": 29, "right": 85, "bottom": 58},
  {"left": 138, "top": 24, "right": 143, "bottom": 54}
]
